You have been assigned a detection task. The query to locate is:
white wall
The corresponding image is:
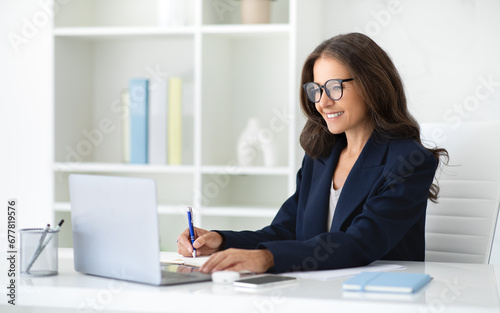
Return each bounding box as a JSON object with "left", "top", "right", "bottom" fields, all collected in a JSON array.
[
  {"left": 320, "top": 0, "right": 500, "bottom": 124},
  {"left": 0, "top": 0, "right": 54, "bottom": 231}
]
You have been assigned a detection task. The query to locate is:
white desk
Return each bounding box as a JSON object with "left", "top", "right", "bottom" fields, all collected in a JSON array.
[{"left": 1, "top": 249, "right": 499, "bottom": 313}]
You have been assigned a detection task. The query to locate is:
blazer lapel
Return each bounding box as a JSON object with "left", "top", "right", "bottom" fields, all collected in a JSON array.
[
  {"left": 302, "top": 136, "right": 347, "bottom": 239},
  {"left": 330, "top": 135, "right": 389, "bottom": 232}
]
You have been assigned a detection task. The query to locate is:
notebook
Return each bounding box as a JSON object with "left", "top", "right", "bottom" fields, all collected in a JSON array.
[
  {"left": 162, "top": 255, "right": 210, "bottom": 268},
  {"left": 342, "top": 271, "right": 432, "bottom": 293},
  {"left": 69, "top": 174, "right": 211, "bottom": 286}
]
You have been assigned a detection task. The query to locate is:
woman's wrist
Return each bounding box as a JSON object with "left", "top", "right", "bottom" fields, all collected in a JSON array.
[
  {"left": 261, "top": 249, "right": 274, "bottom": 270},
  {"left": 212, "top": 231, "right": 226, "bottom": 251}
]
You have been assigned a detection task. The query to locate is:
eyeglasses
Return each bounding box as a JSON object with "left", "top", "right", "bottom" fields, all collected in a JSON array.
[{"left": 303, "top": 78, "right": 354, "bottom": 103}]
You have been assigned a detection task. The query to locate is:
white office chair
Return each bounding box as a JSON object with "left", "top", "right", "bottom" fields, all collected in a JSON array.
[{"left": 420, "top": 121, "right": 500, "bottom": 264}]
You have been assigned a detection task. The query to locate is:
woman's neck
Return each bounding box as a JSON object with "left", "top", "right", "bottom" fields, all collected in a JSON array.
[{"left": 344, "top": 125, "right": 374, "bottom": 157}]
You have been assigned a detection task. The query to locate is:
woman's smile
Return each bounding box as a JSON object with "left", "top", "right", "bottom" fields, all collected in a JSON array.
[{"left": 325, "top": 111, "right": 344, "bottom": 119}]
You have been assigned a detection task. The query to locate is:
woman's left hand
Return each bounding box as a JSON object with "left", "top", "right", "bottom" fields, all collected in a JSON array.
[{"left": 200, "top": 248, "right": 274, "bottom": 273}]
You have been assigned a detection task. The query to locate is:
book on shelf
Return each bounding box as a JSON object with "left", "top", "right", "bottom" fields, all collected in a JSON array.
[
  {"left": 149, "top": 76, "right": 168, "bottom": 164},
  {"left": 129, "top": 78, "right": 149, "bottom": 164},
  {"left": 168, "top": 77, "right": 182, "bottom": 165},
  {"left": 122, "top": 76, "right": 183, "bottom": 165},
  {"left": 121, "top": 89, "right": 131, "bottom": 164}
]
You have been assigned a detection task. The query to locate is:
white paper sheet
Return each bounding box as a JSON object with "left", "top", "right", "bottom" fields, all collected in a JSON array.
[{"left": 281, "top": 262, "right": 406, "bottom": 281}]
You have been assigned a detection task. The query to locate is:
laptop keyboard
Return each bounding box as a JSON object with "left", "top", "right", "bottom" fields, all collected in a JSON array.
[{"left": 160, "top": 265, "right": 211, "bottom": 285}]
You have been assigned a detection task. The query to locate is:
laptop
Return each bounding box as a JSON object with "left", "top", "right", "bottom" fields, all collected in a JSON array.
[{"left": 68, "top": 174, "right": 211, "bottom": 286}]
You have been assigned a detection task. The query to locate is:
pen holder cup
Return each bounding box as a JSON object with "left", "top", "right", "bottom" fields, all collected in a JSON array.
[{"left": 20, "top": 228, "right": 59, "bottom": 277}]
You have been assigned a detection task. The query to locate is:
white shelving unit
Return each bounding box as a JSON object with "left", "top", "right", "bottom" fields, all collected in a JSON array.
[{"left": 52, "top": 0, "right": 324, "bottom": 250}]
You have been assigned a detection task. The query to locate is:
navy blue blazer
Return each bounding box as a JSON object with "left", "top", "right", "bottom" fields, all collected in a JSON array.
[{"left": 217, "top": 132, "right": 437, "bottom": 273}]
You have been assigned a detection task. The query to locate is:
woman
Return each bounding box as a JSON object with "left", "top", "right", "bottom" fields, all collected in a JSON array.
[{"left": 177, "top": 33, "right": 447, "bottom": 274}]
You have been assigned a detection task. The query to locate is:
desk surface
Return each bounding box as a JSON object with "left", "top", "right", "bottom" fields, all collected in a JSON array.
[{"left": 1, "top": 249, "right": 499, "bottom": 313}]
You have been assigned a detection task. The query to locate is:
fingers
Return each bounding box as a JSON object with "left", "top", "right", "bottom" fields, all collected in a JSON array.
[
  {"left": 177, "top": 227, "right": 216, "bottom": 257},
  {"left": 177, "top": 228, "right": 223, "bottom": 258},
  {"left": 176, "top": 228, "right": 194, "bottom": 257},
  {"left": 200, "top": 251, "right": 231, "bottom": 273},
  {"left": 200, "top": 249, "right": 244, "bottom": 273},
  {"left": 193, "top": 232, "right": 214, "bottom": 249},
  {"left": 192, "top": 235, "right": 205, "bottom": 250},
  {"left": 200, "top": 249, "right": 274, "bottom": 273}
]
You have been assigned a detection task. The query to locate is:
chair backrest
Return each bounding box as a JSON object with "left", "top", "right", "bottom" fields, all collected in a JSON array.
[{"left": 420, "top": 121, "right": 500, "bottom": 264}]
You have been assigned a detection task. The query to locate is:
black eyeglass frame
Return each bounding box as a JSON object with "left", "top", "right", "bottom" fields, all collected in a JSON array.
[{"left": 303, "top": 78, "right": 355, "bottom": 103}]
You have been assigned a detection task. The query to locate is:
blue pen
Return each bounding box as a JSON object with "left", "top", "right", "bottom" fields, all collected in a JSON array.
[{"left": 187, "top": 207, "right": 197, "bottom": 258}]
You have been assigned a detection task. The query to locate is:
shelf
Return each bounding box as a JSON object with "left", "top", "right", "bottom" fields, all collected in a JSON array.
[
  {"left": 54, "top": 23, "right": 290, "bottom": 39},
  {"left": 50, "top": 0, "right": 309, "bottom": 244},
  {"left": 53, "top": 162, "right": 195, "bottom": 174},
  {"left": 201, "top": 165, "right": 289, "bottom": 176},
  {"left": 200, "top": 206, "right": 278, "bottom": 218},
  {"left": 54, "top": 202, "right": 188, "bottom": 215},
  {"left": 52, "top": 163, "right": 291, "bottom": 176},
  {"left": 201, "top": 24, "right": 290, "bottom": 36},
  {"left": 54, "top": 202, "right": 70, "bottom": 212},
  {"left": 54, "top": 27, "right": 196, "bottom": 39},
  {"left": 55, "top": 202, "right": 278, "bottom": 218}
]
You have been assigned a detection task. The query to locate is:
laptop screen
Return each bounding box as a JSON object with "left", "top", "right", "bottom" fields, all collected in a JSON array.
[{"left": 69, "top": 174, "right": 162, "bottom": 285}]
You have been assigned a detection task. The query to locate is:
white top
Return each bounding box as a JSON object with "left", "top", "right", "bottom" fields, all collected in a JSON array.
[{"left": 328, "top": 182, "right": 342, "bottom": 231}]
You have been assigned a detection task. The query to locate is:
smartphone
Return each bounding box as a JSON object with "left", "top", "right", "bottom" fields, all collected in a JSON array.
[{"left": 233, "top": 275, "right": 297, "bottom": 288}]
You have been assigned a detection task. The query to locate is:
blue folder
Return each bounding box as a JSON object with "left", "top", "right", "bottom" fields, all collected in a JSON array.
[{"left": 342, "top": 271, "right": 432, "bottom": 293}]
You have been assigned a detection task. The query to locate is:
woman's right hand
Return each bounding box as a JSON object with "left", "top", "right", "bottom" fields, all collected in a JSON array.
[{"left": 176, "top": 227, "right": 223, "bottom": 257}]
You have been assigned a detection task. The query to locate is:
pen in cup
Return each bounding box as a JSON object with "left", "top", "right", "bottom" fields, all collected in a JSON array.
[
  {"left": 26, "top": 224, "right": 50, "bottom": 273},
  {"left": 25, "top": 220, "right": 65, "bottom": 273},
  {"left": 39, "top": 219, "right": 64, "bottom": 252},
  {"left": 187, "top": 207, "right": 197, "bottom": 258}
]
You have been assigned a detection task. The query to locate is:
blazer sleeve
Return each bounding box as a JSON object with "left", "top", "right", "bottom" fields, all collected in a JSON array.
[
  {"left": 258, "top": 146, "right": 437, "bottom": 273},
  {"left": 216, "top": 156, "right": 309, "bottom": 249}
]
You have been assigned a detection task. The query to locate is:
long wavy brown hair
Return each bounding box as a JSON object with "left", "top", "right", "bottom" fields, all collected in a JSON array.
[{"left": 299, "top": 33, "right": 448, "bottom": 202}]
